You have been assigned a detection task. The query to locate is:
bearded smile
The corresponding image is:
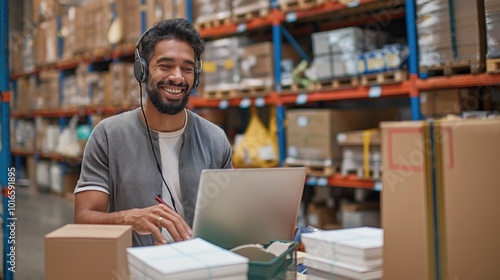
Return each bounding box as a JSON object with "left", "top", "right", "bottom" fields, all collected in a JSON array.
[{"left": 159, "top": 84, "right": 187, "bottom": 100}]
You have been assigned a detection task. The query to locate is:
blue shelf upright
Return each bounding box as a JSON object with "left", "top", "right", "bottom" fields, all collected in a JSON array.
[
  {"left": 405, "top": 0, "right": 422, "bottom": 120},
  {"left": 1, "top": 0, "right": 15, "bottom": 279}
]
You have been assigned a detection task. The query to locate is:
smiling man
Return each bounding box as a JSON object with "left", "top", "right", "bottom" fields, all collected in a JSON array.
[{"left": 74, "top": 19, "right": 233, "bottom": 247}]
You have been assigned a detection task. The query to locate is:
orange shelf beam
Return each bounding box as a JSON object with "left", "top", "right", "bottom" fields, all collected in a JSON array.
[
  {"left": 11, "top": 149, "right": 35, "bottom": 157},
  {"left": 416, "top": 73, "right": 500, "bottom": 91},
  {"left": 199, "top": 10, "right": 283, "bottom": 38},
  {"left": 276, "top": 81, "right": 412, "bottom": 104},
  {"left": 189, "top": 95, "right": 275, "bottom": 108},
  {"left": 11, "top": 111, "right": 34, "bottom": 118},
  {"left": 327, "top": 174, "right": 375, "bottom": 189}
]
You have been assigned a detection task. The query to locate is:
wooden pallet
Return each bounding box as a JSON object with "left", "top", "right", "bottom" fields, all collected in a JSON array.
[
  {"left": 233, "top": 3, "right": 270, "bottom": 22},
  {"left": 282, "top": 82, "right": 315, "bottom": 92},
  {"left": 278, "top": 0, "right": 316, "bottom": 12},
  {"left": 361, "top": 70, "right": 408, "bottom": 86},
  {"left": 486, "top": 58, "right": 500, "bottom": 73},
  {"left": 195, "top": 17, "right": 232, "bottom": 30},
  {"left": 239, "top": 86, "right": 273, "bottom": 97},
  {"left": 314, "top": 76, "right": 360, "bottom": 90},
  {"left": 420, "top": 60, "right": 482, "bottom": 77},
  {"left": 285, "top": 157, "right": 338, "bottom": 176},
  {"left": 202, "top": 89, "right": 240, "bottom": 99}
]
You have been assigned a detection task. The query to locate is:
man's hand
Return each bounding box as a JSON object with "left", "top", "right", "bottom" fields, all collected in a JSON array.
[
  {"left": 124, "top": 204, "right": 192, "bottom": 244},
  {"left": 75, "top": 191, "right": 191, "bottom": 245}
]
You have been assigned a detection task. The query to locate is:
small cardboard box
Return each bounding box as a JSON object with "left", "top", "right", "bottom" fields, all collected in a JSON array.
[{"left": 45, "top": 224, "right": 132, "bottom": 280}]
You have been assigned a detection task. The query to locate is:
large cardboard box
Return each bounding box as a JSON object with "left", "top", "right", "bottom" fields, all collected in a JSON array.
[
  {"left": 381, "top": 118, "right": 500, "bottom": 280},
  {"left": 45, "top": 224, "right": 132, "bottom": 280},
  {"left": 286, "top": 109, "right": 398, "bottom": 163}
]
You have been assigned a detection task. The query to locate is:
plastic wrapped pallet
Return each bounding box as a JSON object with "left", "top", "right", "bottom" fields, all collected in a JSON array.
[
  {"left": 202, "top": 37, "right": 249, "bottom": 92},
  {"left": 312, "top": 27, "right": 378, "bottom": 80},
  {"left": 416, "top": 0, "right": 486, "bottom": 69},
  {"left": 193, "top": 0, "right": 232, "bottom": 26},
  {"left": 485, "top": 0, "right": 500, "bottom": 58}
]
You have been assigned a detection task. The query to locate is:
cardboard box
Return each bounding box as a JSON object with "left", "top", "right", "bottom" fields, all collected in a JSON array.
[
  {"left": 286, "top": 109, "right": 397, "bottom": 163},
  {"left": 307, "top": 203, "right": 337, "bottom": 229},
  {"left": 35, "top": 17, "right": 58, "bottom": 66},
  {"left": 381, "top": 118, "right": 500, "bottom": 280},
  {"left": 45, "top": 224, "right": 132, "bottom": 280},
  {"left": 420, "top": 88, "right": 475, "bottom": 117}
]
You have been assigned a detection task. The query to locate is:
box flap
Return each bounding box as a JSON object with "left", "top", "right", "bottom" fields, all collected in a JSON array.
[{"left": 46, "top": 224, "right": 132, "bottom": 239}]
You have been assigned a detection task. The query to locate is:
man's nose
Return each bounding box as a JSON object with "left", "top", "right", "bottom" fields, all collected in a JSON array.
[{"left": 168, "top": 67, "right": 184, "bottom": 84}]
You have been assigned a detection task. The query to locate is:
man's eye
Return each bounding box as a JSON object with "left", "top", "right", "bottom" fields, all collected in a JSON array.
[
  {"left": 159, "top": 64, "right": 172, "bottom": 69},
  {"left": 183, "top": 67, "right": 194, "bottom": 72}
]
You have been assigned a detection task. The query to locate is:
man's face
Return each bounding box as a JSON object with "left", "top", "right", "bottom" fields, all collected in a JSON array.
[{"left": 146, "top": 39, "right": 196, "bottom": 115}]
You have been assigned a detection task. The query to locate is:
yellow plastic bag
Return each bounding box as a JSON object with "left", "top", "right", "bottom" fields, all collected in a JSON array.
[{"left": 233, "top": 106, "right": 279, "bottom": 168}]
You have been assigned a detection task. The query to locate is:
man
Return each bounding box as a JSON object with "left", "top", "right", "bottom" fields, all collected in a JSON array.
[{"left": 74, "top": 19, "right": 232, "bottom": 247}]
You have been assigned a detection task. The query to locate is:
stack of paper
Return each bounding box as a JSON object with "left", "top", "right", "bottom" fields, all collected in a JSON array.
[
  {"left": 301, "top": 227, "right": 383, "bottom": 280},
  {"left": 127, "top": 238, "right": 249, "bottom": 280}
]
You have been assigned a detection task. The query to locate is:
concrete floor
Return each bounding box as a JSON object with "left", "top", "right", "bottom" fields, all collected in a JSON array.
[{"left": 1, "top": 186, "right": 74, "bottom": 280}]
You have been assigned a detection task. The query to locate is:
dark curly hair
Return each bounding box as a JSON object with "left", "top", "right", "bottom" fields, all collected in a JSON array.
[{"left": 138, "top": 18, "right": 204, "bottom": 63}]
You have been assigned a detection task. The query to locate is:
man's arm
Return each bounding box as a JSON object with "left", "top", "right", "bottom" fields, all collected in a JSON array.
[{"left": 75, "top": 190, "right": 191, "bottom": 243}]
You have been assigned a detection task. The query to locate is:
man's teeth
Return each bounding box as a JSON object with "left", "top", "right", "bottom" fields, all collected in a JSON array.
[{"left": 162, "top": 87, "right": 182, "bottom": 94}]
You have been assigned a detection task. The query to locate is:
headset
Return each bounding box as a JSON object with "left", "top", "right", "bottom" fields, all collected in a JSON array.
[
  {"left": 134, "top": 26, "right": 203, "bottom": 214},
  {"left": 134, "top": 27, "right": 202, "bottom": 88}
]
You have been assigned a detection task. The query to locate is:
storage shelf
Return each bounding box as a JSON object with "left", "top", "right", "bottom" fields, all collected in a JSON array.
[
  {"left": 29, "top": 106, "right": 138, "bottom": 118},
  {"left": 288, "top": 0, "right": 378, "bottom": 20}
]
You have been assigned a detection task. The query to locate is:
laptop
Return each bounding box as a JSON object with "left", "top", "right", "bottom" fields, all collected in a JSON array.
[{"left": 192, "top": 167, "right": 307, "bottom": 249}]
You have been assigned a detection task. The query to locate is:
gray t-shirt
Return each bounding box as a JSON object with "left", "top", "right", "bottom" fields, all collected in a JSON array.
[{"left": 75, "top": 108, "right": 232, "bottom": 246}]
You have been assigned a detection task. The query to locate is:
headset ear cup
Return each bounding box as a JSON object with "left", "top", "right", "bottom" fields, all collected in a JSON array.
[
  {"left": 134, "top": 58, "right": 149, "bottom": 83},
  {"left": 194, "top": 67, "right": 200, "bottom": 88}
]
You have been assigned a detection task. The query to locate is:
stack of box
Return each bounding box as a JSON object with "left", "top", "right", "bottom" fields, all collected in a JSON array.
[
  {"left": 12, "top": 120, "right": 35, "bottom": 151},
  {"left": 77, "top": 0, "right": 112, "bottom": 53},
  {"left": 33, "top": 0, "right": 64, "bottom": 24},
  {"left": 381, "top": 118, "right": 500, "bottom": 280},
  {"left": 285, "top": 109, "right": 398, "bottom": 166},
  {"left": 147, "top": 0, "right": 187, "bottom": 27},
  {"left": 416, "top": 0, "right": 486, "bottom": 69},
  {"left": 485, "top": 0, "right": 500, "bottom": 58},
  {"left": 193, "top": 0, "right": 232, "bottom": 26},
  {"left": 337, "top": 129, "right": 382, "bottom": 180},
  {"left": 61, "top": 8, "right": 77, "bottom": 60},
  {"left": 36, "top": 71, "right": 60, "bottom": 110},
  {"left": 202, "top": 37, "right": 247, "bottom": 93},
  {"left": 9, "top": 32, "right": 23, "bottom": 74},
  {"left": 302, "top": 227, "right": 383, "bottom": 280},
  {"left": 35, "top": 17, "right": 58, "bottom": 66},
  {"left": 15, "top": 76, "right": 37, "bottom": 112},
  {"left": 62, "top": 75, "right": 89, "bottom": 109},
  {"left": 116, "top": 0, "right": 142, "bottom": 43},
  {"left": 312, "top": 27, "right": 378, "bottom": 80}
]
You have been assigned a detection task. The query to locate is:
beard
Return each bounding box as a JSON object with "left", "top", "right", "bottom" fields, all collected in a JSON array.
[{"left": 146, "top": 80, "right": 191, "bottom": 115}]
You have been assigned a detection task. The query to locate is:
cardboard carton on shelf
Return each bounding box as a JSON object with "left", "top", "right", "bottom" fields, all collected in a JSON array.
[{"left": 45, "top": 224, "right": 132, "bottom": 280}]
